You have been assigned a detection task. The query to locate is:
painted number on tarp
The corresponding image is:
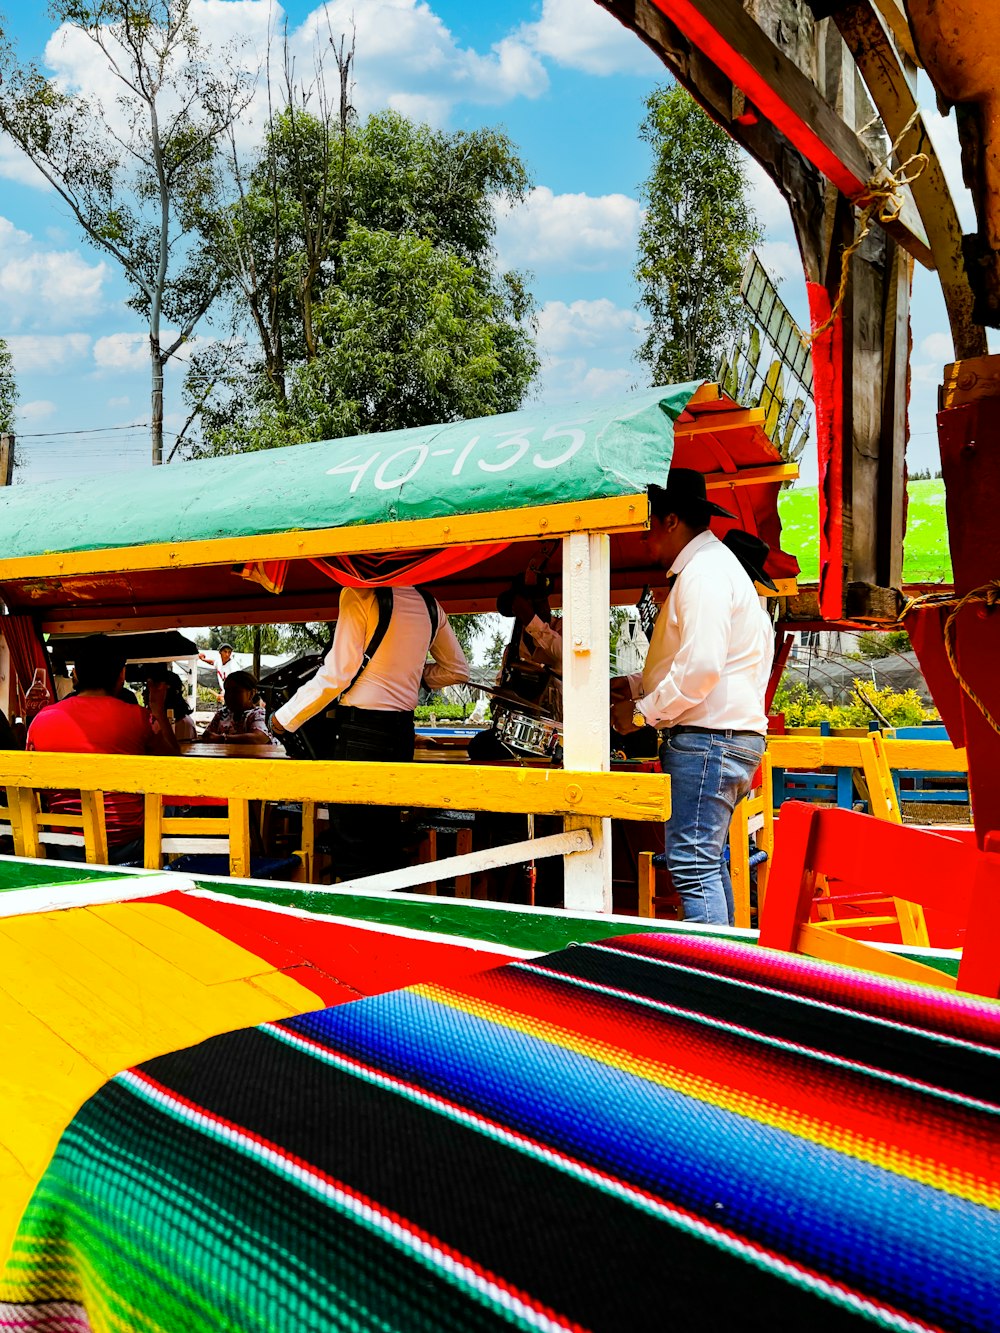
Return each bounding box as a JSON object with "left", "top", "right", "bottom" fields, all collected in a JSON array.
[{"left": 325, "top": 422, "right": 587, "bottom": 490}]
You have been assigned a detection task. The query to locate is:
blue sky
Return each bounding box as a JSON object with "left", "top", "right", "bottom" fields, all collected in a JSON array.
[{"left": 0, "top": 0, "right": 987, "bottom": 485}]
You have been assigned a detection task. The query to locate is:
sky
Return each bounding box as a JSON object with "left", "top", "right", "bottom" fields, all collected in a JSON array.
[{"left": 0, "top": 0, "right": 991, "bottom": 487}]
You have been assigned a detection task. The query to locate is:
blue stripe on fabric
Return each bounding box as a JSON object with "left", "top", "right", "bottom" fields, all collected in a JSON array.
[{"left": 286, "top": 993, "right": 1000, "bottom": 1333}]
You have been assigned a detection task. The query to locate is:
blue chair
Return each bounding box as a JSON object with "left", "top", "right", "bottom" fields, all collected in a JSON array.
[{"left": 888, "top": 726, "right": 969, "bottom": 806}]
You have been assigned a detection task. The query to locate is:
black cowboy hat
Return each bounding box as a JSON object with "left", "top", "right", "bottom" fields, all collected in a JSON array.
[
  {"left": 722, "top": 528, "right": 778, "bottom": 592},
  {"left": 648, "top": 467, "right": 736, "bottom": 521}
]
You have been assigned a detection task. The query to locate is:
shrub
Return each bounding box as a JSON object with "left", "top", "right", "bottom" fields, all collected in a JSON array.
[{"left": 771, "top": 677, "right": 933, "bottom": 729}]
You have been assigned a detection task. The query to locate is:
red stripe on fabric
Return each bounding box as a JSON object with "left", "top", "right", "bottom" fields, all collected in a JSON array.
[
  {"left": 647, "top": 0, "right": 867, "bottom": 200},
  {"left": 127, "top": 1070, "right": 586, "bottom": 1333},
  {"left": 604, "top": 932, "right": 1000, "bottom": 1048},
  {"left": 436, "top": 965, "right": 997, "bottom": 1188},
  {"left": 159, "top": 892, "right": 513, "bottom": 1006}
]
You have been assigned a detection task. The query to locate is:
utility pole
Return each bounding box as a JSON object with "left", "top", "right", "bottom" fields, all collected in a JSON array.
[{"left": 0, "top": 432, "right": 14, "bottom": 486}]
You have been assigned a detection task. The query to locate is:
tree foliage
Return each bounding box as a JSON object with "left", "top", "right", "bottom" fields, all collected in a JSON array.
[
  {"left": 635, "top": 85, "right": 761, "bottom": 384},
  {"left": 0, "top": 338, "right": 16, "bottom": 434},
  {"left": 187, "top": 44, "right": 539, "bottom": 456},
  {"left": 0, "top": 0, "right": 253, "bottom": 464}
]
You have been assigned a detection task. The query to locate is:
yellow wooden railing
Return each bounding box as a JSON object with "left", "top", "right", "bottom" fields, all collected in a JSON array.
[{"left": 1, "top": 751, "right": 671, "bottom": 881}]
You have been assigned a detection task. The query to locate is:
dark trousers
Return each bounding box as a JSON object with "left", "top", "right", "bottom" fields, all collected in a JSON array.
[{"left": 331, "top": 706, "right": 415, "bottom": 882}]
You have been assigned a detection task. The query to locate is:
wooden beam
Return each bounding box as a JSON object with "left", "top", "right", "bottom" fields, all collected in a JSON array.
[
  {"left": 869, "top": 0, "right": 919, "bottom": 63},
  {"left": 643, "top": 0, "right": 933, "bottom": 266},
  {"left": 0, "top": 752, "right": 673, "bottom": 824},
  {"left": 0, "top": 494, "right": 648, "bottom": 584},
  {"left": 834, "top": 1, "right": 987, "bottom": 359}
]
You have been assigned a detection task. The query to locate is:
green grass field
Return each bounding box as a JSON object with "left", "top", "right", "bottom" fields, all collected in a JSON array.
[{"left": 777, "top": 479, "right": 951, "bottom": 585}]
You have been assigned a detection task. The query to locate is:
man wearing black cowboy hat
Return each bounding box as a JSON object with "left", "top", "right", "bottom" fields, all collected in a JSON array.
[{"left": 611, "top": 468, "right": 774, "bottom": 926}]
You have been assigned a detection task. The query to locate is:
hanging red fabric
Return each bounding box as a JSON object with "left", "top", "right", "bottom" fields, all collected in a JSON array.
[
  {"left": 238, "top": 543, "right": 509, "bottom": 595},
  {"left": 1, "top": 615, "right": 55, "bottom": 716}
]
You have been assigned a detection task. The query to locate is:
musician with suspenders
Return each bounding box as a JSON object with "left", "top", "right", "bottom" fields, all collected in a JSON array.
[{"left": 271, "top": 585, "right": 470, "bottom": 880}]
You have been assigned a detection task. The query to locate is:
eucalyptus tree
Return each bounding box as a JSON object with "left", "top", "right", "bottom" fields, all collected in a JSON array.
[{"left": 0, "top": 0, "right": 254, "bottom": 463}]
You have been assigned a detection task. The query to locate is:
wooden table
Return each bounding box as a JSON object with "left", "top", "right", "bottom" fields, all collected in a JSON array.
[{"left": 180, "top": 741, "right": 287, "bottom": 759}]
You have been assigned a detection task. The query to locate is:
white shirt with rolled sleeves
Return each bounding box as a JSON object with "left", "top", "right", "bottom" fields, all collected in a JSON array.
[
  {"left": 273, "top": 586, "right": 469, "bottom": 732},
  {"left": 630, "top": 531, "right": 773, "bottom": 734}
]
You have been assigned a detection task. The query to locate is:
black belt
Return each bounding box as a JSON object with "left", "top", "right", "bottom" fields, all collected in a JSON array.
[
  {"left": 337, "top": 705, "right": 414, "bottom": 726},
  {"left": 658, "top": 725, "right": 764, "bottom": 740}
]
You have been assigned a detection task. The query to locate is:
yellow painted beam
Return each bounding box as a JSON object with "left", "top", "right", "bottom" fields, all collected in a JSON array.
[
  {"left": 0, "top": 900, "right": 319, "bottom": 1264},
  {"left": 881, "top": 739, "right": 969, "bottom": 772},
  {"left": 0, "top": 495, "right": 648, "bottom": 584},
  {"left": 0, "top": 753, "right": 672, "bottom": 823},
  {"left": 704, "top": 463, "right": 799, "bottom": 489}
]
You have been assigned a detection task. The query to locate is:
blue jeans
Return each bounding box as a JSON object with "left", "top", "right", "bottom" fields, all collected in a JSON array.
[{"left": 658, "top": 728, "right": 766, "bottom": 926}]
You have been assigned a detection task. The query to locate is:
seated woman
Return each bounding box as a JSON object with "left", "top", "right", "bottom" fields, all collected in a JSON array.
[
  {"left": 141, "top": 665, "right": 198, "bottom": 741},
  {"left": 199, "top": 671, "right": 274, "bottom": 745}
]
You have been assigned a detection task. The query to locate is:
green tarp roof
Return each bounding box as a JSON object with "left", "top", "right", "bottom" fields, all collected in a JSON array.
[
  {"left": 779, "top": 479, "right": 952, "bottom": 584},
  {"left": 0, "top": 384, "right": 699, "bottom": 561}
]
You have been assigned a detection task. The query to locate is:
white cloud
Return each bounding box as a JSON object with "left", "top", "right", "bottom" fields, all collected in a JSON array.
[
  {"left": 17, "top": 400, "right": 57, "bottom": 422},
  {"left": 4, "top": 333, "right": 92, "bottom": 372},
  {"left": 0, "top": 217, "right": 106, "bottom": 327},
  {"left": 757, "top": 240, "right": 802, "bottom": 285},
  {"left": 30, "top": 0, "right": 548, "bottom": 158},
  {"left": 107, "top": 395, "right": 131, "bottom": 409},
  {"left": 93, "top": 332, "right": 149, "bottom": 373},
  {"left": 743, "top": 157, "right": 794, "bottom": 236},
  {"left": 537, "top": 298, "right": 645, "bottom": 354},
  {"left": 518, "top": 0, "right": 662, "bottom": 77},
  {"left": 495, "top": 186, "right": 642, "bottom": 271},
  {"left": 920, "top": 331, "right": 954, "bottom": 363},
  {"left": 532, "top": 297, "right": 647, "bottom": 406}
]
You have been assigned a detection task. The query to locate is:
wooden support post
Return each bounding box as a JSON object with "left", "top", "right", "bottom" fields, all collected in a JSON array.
[
  {"left": 561, "top": 531, "right": 613, "bottom": 913},
  {"left": 228, "top": 799, "right": 251, "bottom": 880},
  {"left": 144, "top": 793, "right": 163, "bottom": 870},
  {"left": 79, "top": 790, "right": 109, "bottom": 866},
  {"left": 0, "top": 433, "right": 14, "bottom": 488},
  {"left": 9, "top": 788, "right": 42, "bottom": 860}
]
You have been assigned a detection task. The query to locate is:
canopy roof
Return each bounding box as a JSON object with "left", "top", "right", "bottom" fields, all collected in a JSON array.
[{"left": 0, "top": 383, "right": 798, "bottom": 631}]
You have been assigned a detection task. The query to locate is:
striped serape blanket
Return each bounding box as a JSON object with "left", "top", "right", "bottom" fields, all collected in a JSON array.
[{"left": 2, "top": 931, "right": 998, "bottom": 1332}]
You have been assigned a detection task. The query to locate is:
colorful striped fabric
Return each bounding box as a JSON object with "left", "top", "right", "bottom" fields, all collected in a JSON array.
[{"left": 2, "top": 931, "right": 998, "bottom": 1332}]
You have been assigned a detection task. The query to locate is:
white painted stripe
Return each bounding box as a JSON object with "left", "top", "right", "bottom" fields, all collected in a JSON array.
[
  {"left": 118, "top": 1071, "right": 575, "bottom": 1333},
  {"left": 0, "top": 873, "right": 196, "bottom": 919}
]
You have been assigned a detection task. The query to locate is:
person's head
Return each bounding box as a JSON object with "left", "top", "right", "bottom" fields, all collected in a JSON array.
[
  {"left": 646, "top": 468, "right": 736, "bottom": 570},
  {"left": 219, "top": 643, "right": 234, "bottom": 664},
  {"left": 72, "top": 635, "right": 127, "bottom": 695},
  {"left": 223, "top": 669, "right": 258, "bottom": 712},
  {"left": 141, "top": 664, "right": 192, "bottom": 716}
]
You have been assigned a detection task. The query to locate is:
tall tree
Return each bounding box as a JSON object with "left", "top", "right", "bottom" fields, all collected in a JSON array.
[
  {"left": 635, "top": 85, "right": 761, "bottom": 384},
  {"left": 0, "top": 0, "right": 253, "bottom": 464},
  {"left": 187, "top": 44, "right": 539, "bottom": 456},
  {"left": 0, "top": 337, "right": 16, "bottom": 434}
]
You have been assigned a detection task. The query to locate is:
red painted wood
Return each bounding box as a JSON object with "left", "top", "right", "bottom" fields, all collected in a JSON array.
[
  {"left": 647, "top": 0, "right": 867, "bottom": 200},
  {"left": 760, "top": 803, "right": 1000, "bottom": 996},
  {"left": 807, "top": 284, "right": 845, "bottom": 620},
  {"left": 158, "top": 891, "right": 516, "bottom": 1007}
]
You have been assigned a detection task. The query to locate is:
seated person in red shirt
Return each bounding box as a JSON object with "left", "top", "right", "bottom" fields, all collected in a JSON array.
[
  {"left": 199, "top": 671, "right": 273, "bottom": 746},
  {"left": 27, "top": 634, "right": 180, "bottom": 863}
]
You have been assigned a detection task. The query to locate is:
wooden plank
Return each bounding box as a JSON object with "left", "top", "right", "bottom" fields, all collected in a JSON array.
[
  {"left": 79, "top": 789, "right": 108, "bottom": 866},
  {"left": 870, "top": 0, "right": 919, "bottom": 63},
  {"left": 228, "top": 799, "right": 251, "bottom": 880},
  {"left": 0, "top": 753, "right": 673, "bottom": 824},
  {"left": 0, "top": 494, "right": 648, "bottom": 584},
  {"left": 941, "top": 353, "right": 1000, "bottom": 409},
  {"left": 834, "top": 1, "right": 987, "bottom": 359},
  {"left": 645, "top": 0, "right": 932, "bottom": 266},
  {"left": 882, "top": 738, "right": 969, "bottom": 771}
]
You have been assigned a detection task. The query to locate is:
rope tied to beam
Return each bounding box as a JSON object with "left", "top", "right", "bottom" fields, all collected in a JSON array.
[
  {"left": 901, "top": 580, "right": 1000, "bottom": 737},
  {"left": 809, "top": 109, "right": 929, "bottom": 343}
]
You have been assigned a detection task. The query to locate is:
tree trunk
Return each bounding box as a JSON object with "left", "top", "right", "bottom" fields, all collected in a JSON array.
[
  {"left": 151, "top": 343, "right": 164, "bottom": 466},
  {"left": 253, "top": 625, "right": 262, "bottom": 681}
]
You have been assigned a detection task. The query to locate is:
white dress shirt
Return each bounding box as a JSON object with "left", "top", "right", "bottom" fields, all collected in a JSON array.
[
  {"left": 630, "top": 531, "right": 773, "bottom": 734},
  {"left": 273, "top": 586, "right": 469, "bottom": 731}
]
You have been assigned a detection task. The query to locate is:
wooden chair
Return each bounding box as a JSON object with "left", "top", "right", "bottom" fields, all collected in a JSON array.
[
  {"left": 637, "top": 752, "right": 773, "bottom": 928},
  {"left": 758, "top": 801, "right": 1000, "bottom": 998},
  {"left": 3, "top": 784, "right": 109, "bottom": 864}
]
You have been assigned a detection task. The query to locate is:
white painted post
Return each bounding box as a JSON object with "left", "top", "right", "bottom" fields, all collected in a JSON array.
[{"left": 561, "top": 531, "right": 612, "bottom": 912}]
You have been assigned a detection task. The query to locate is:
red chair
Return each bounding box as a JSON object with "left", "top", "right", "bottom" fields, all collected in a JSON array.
[{"left": 758, "top": 801, "right": 1000, "bottom": 998}]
